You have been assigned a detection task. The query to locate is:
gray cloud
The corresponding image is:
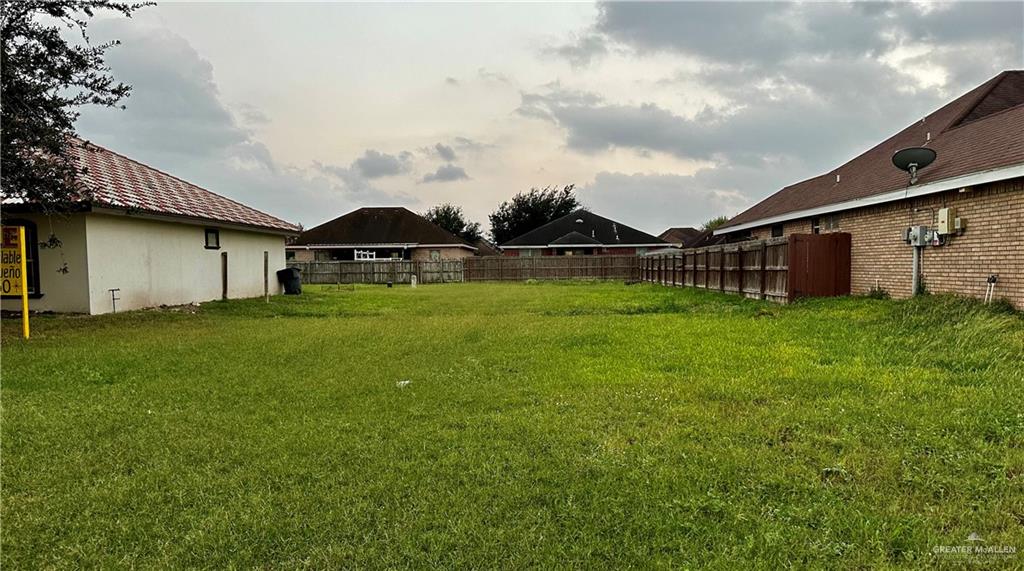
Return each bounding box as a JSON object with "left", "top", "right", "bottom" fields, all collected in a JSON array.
[
  {"left": 421, "top": 164, "right": 470, "bottom": 183},
  {"left": 477, "top": 67, "right": 512, "bottom": 84},
  {"left": 352, "top": 149, "right": 412, "bottom": 179},
  {"left": 544, "top": 32, "right": 608, "bottom": 68},
  {"left": 579, "top": 170, "right": 754, "bottom": 234},
  {"left": 74, "top": 20, "right": 411, "bottom": 226},
  {"left": 534, "top": 1, "right": 1021, "bottom": 210},
  {"left": 595, "top": 2, "right": 1022, "bottom": 71},
  {"left": 434, "top": 143, "right": 457, "bottom": 162}
]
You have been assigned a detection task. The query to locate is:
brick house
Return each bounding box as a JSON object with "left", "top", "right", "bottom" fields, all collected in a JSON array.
[
  {"left": 501, "top": 209, "right": 667, "bottom": 256},
  {"left": 288, "top": 207, "right": 476, "bottom": 262},
  {"left": 714, "top": 70, "right": 1024, "bottom": 308}
]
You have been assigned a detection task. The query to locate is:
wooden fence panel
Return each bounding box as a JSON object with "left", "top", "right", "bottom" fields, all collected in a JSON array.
[
  {"left": 463, "top": 255, "right": 639, "bottom": 282},
  {"left": 640, "top": 236, "right": 792, "bottom": 302},
  {"left": 288, "top": 260, "right": 463, "bottom": 284}
]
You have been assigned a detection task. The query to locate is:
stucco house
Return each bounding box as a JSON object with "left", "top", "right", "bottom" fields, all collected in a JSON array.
[
  {"left": 1, "top": 140, "right": 299, "bottom": 315},
  {"left": 501, "top": 210, "right": 667, "bottom": 256},
  {"left": 288, "top": 207, "right": 476, "bottom": 261},
  {"left": 714, "top": 70, "right": 1024, "bottom": 308}
]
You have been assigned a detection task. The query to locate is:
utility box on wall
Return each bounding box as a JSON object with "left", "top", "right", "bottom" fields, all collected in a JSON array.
[
  {"left": 905, "top": 225, "right": 930, "bottom": 246},
  {"left": 936, "top": 208, "right": 956, "bottom": 235}
]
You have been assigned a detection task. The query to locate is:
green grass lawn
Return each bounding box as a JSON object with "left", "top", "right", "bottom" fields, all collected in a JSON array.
[{"left": 3, "top": 282, "right": 1023, "bottom": 568}]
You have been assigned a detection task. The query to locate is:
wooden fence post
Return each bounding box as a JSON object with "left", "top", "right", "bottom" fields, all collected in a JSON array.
[
  {"left": 737, "top": 247, "right": 744, "bottom": 296},
  {"left": 760, "top": 242, "right": 768, "bottom": 300},
  {"left": 719, "top": 247, "right": 725, "bottom": 292},
  {"left": 704, "top": 251, "right": 709, "bottom": 289}
]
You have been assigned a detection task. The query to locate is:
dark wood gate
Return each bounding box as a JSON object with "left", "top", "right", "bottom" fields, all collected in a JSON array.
[{"left": 787, "top": 233, "right": 851, "bottom": 299}]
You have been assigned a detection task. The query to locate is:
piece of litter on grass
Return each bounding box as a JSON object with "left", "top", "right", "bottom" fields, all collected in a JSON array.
[{"left": 396, "top": 380, "right": 411, "bottom": 388}]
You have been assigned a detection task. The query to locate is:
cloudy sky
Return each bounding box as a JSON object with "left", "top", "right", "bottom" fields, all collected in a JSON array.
[{"left": 76, "top": 2, "right": 1023, "bottom": 236}]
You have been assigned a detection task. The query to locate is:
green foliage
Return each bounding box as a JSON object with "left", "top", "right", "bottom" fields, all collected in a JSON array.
[
  {"left": 489, "top": 184, "right": 579, "bottom": 244},
  {"left": 1, "top": 0, "right": 151, "bottom": 210},
  {"left": 3, "top": 285, "right": 1023, "bottom": 567},
  {"left": 422, "top": 203, "right": 481, "bottom": 242},
  {"left": 866, "top": 285, "right": 890, "bottom": 299},
  {"left": 700, "top": 215, "right": 730, "bottom": 231}
]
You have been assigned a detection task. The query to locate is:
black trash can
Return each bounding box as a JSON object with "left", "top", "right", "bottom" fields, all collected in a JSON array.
[{"left": 277, "top": 267, "right": 302, "bottom": 295}]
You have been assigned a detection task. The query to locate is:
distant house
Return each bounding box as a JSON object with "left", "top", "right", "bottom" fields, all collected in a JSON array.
[
  {"left": 288, "top": 207, "right": 476, "bottom": 262},
  {"left": 1, "top": 140, "right": 299, "bottom": 315},
  {"left": 471, "top": 238, "right": 501, "bottom": 256},
  {"left": 658, "top": 227, "right": 700, "bottom": 246},
  {"left": 501, "top": 210, "right": 667, "bottom": 256},
  {"left": 657, "top": 226, "right": 729, "bottom": 249},
  {"left": 659, "top": 227, "right": 727, "bottom": 249},
  {"left": 714, "top": 70, "right": 1024, "bottom": 307}
]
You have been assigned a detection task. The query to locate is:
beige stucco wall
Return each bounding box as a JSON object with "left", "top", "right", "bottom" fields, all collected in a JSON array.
[
  {"left": 84, "top": 213, "right": 287, "bottom": 314},
  {"left": 1, "top": 213, "right": 92, "bottom": 313},
  {"left": 290, "top": 248, "right": 315, "bottom": 262}
]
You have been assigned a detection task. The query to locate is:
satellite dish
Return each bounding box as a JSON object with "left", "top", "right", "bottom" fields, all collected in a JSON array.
[{"left": 892, "top": 147, "right": 937, "bottom": 185}]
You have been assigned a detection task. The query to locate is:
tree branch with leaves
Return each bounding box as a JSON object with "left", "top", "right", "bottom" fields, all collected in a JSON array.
[
  {"left": 1, "top": 0, "right": 151, "bottom": 211},
  {"left": 488, "top": 184, "right": 579, "bottom": 245},
  {"left": 422, "top": 203, "right": 482, "bottom": 243}
]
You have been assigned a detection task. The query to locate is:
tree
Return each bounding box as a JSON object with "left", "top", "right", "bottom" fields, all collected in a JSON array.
[
  {"left": 422, "top": 203, "right": 482, "bottom": 242},
  {"left": 489, "top": 184, "right": 579, "bottom": 245},
  {"left": 701, "top": 215, "right": 730, "bottom": 231},
  {"left": 1, "top": 0, "right": 151, "bottom": 211}
]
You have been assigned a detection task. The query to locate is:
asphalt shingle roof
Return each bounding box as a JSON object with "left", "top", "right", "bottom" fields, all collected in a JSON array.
[
  {"left": 502, "top": 210, "right": 667, "bottom": 247},
  {"left": 721, "top": 70, "right": 1024, "bottom": 230},
  {"left": 293, "top": 207, "right": 470, "bottom": 247}
]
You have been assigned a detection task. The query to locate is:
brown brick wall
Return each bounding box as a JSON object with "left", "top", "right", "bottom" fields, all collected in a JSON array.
[{"left": 748, "top": 178, "right": 1024, "bottom": 307}]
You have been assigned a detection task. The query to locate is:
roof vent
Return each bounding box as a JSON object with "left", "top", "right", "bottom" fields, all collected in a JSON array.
[
  {"left": 575, "top": 218, "right": 583, "bottom": 224},
  {"left": 835, "top": 174, "right": 840, "bottom": 183}
]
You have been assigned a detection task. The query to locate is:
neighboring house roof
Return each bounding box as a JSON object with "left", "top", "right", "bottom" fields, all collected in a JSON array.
[
  {"left": 471, "top": 238, "right": 501, "bottom": 256},
  {"left": 719, "top": 70, "right": 1024, "bottom": 233},
  {"left": 658, "top": 227, "right": 701, "bottom": 245},
  {"left": 549, "top": 231, "right": 602, "bottom": 246},
  {"left": 68, "top": 140, "right": 299, "bottom": 233},
  {"left": 501, "top": 209, "right": 668, "bottom": 248},
  {"left": 291, "top": 207, "right": 474, "bottom": 248},
  {"left": 686, "top": 229, "right": 728, "bottom": 248}
]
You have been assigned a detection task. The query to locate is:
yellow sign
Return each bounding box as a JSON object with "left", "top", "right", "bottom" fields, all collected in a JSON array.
[{"left": 2, "top": 225, "right": 30, "bottom": 338}]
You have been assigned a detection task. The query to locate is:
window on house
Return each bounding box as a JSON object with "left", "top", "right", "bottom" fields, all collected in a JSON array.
[
  {"left": 823, "top": 214, "right": 840, "bottom": 231},
  {"left": 810, "top": 217, "right": 821, "bottom": 234},
  {"left": 636, "top": 247, "right": 647, "bottom": 255},
  {"left": 771, "top": 224, "right": 784, "bottom": 238},
  {"left": 205, "top": 228, "right": 220, "bottom": 249},
  {"left": 390, "top": 252, "right": 401, "bottom": 260},
  {"left": 285, "top": 251, "right": 295, "bottom": 261},
  {"left": 430, "top": 250, "right": 441, "bottom": 261},
  {"left": 520, "top": 249, "right": 534, "bottom": 257},
  {"left": 2, "top": 220, "right": 41, "bottom": 297},
  {"left": 355, "top": 250, "right": 376, "bottom": 260},
  {"left": 315, "top": 250, "right": 332, "bottom": 262}
]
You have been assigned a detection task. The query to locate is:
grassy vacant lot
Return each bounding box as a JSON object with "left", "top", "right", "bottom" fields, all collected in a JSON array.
[{"left": 3, "top": 282, "right": 1023, "bottom": 568}]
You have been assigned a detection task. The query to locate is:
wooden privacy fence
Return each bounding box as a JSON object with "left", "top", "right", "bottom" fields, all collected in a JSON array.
[
  {"left": 289, "top": 255, "right": 641, "bottom": 284},
  {"left": 640, "top": 234, "right": 851, "bottom": 303},
  {"left": 464, "top": 255, "right": 639, "bottom": 281},
  {"left": 288, "top": 260, "right": 464, "bottom": 284}
]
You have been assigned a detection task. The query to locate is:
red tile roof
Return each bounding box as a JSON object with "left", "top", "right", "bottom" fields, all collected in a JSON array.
[
  {"left": 721, "top": 70, "right": 1024, "bottom": 230},
  {"left": 71, "top": 140, "right": 299, "bottom": 233}
]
